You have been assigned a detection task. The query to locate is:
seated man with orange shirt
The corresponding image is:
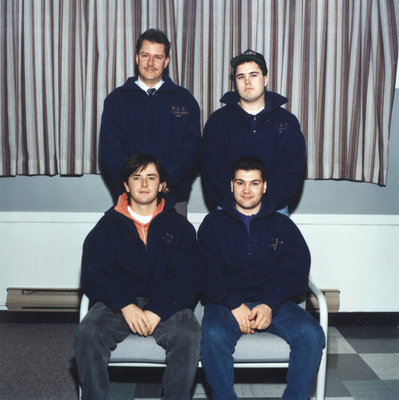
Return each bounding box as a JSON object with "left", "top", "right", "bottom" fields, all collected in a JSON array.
[{"left": 73, "top": 153, "right": 201, "bottom": 400}]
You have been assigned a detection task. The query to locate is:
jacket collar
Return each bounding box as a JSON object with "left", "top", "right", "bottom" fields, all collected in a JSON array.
[
  {"left": 220, "top": 193, "right": 276, "bottom": 222},
  {"left": 114, "top": 193, "right": 165, "bottom": 221},
  {"left": 104, "top": 193, "right": 177, "bottom": 227},
  {"left": 220, "top": 89, "right": 288, "bottom": 114}
]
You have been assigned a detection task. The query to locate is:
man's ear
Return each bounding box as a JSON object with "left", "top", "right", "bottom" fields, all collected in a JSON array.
[
  {"left": 123, "top": 182, "right": 130, "bottom": 193},
  {"left": 230, "top": 180, "right": 234, "bottom": 192},
  {"left": 164, "top": 57, "right": 170, "bottom": 68},
  {"left": 264, "top": 75, "right": 268, "bottom": 87},
  {"left": 263, "top": 181, "right": 267, "bottom": 194}
]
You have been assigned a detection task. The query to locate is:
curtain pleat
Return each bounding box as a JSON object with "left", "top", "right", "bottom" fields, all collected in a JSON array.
[{"left": 1, "top": 0, "right": 398, "bottom": 185}]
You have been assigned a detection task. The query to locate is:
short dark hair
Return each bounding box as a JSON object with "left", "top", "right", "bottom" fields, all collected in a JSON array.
[
  {"left": 230, "top": 156, "right": 268, "bottom": 182},
  {"left": 233, "top": 59, "right": 268, "bottom": 79},
  {"left": 121, "top": 153, "right": 166, "bottom": 185},
  {"left": 135, "top": 29, "right": 171, "bottom": 58}
]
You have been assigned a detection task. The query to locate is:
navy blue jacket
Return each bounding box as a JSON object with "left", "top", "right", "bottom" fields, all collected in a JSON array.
[
  {"left": 198, "top": 196, "right": 310, "bottom": 314},
  {"left": 81, "top": 197, "right": 199, "bottom": 320},
  {"left": 201, "top": 90, "right": 306, "bottom": 210},
  {"left": 100, "top": 77, "right": 201, "bottom": 201}
]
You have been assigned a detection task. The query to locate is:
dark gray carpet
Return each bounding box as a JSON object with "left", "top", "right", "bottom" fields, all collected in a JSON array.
[{"left": 0, "top": 312, "right": 79, "bottom": 400}]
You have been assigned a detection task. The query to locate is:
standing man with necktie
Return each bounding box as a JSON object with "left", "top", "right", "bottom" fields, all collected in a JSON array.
[{"left": 100, "top": 29, "right": 201, "bottom": 216}]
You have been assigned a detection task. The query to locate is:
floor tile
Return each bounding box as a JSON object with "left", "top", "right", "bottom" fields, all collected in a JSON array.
[
  {"left": 328, "top": 326, "right": 345, "bottom": 338},
  {"left": 337, "top": 326, "right": 399, "bottom": 340},
  {"left": 365, "top": 326, "right": 399, "bottom": 340},
  {"left": 323, "top": 374, "right": 353, "bottom": 398},
  {"left": 327, "top": 327, "right": 357, "bottom": 355},
  {"left": 239, "top": 398, "right": 280, "bottom": 400},
  {"left": 133, "top": 383, "right": 161, "bottom": 398},
  {"left": 233, "top": 383, "right": 285, "bottom": 397},
  {"left": 382, "top": 338, "right": 399, "bottom": 353},
  {"left": 326, "top": 354, "right": 379, "bottom": 380},
  {"left": 337, "top": 326, "right": 399, "bottom": 353},
  {"left": 360, "top": 353, "right": 399, "bottom": 380},
  {"left": 342, "top": 337, "right": 394, "bottom": 353},
  {"left": 323, "top": 398, "right": 354, "bottom": 400},
  {"left": 110, "top": 382, "right": 136, "bottom": 399},
  {"left": 192, "top": 382, "right": 207, "bottom": 397},
  {"left": 343, "top": 379, "right": 397, "bottom": 400},
  {"left": 328, "top": 336, "right": 357, "bottom": 354},
  {"left": 384, "top": 380, "right": 399, "bottom": 395}
]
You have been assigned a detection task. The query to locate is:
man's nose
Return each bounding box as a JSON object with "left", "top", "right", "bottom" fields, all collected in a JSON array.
[{"left": 141, "top": 178, "right": 148, "bottom": 186}]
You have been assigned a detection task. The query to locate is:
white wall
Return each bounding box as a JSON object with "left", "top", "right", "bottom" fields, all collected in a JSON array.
[{"left": 0, "top": 212, "right": 398, "bottom": 312}]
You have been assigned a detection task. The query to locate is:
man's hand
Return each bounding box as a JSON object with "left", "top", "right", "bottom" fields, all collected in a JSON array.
[
  {"left": 143, "top": 310, "right": 161, "bottom": 334},
  {"left": 249, "top": 304, "right": 272, "bottom": 331},
  {"left": 231, "top": 304, "right": 254, "bottom": 334},
  {"left": 121, "top": 303, "right": 151, "bottom": 336}
]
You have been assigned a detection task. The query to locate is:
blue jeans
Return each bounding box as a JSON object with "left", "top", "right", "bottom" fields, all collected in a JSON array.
[
  {"left": 201, "top": 302, "right": 325, "bottom": 400},
  {"left": 73, "top": 300, "right": 201, "bottom": 400}
]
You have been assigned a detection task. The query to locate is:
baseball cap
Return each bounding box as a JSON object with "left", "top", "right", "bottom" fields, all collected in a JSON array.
[{"left": 230, "top": 49, "right": 268, "bottom": 75}]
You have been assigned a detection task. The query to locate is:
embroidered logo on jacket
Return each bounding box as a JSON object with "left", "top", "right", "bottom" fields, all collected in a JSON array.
[
  {"left": 162, "top": 232, "right": 174, "bottom": 244},
  {"left": 270, "top": 237, "right": 284, "bottom": 251},
  {"left": 278, "top": 122, "right": 289, "bottom": 134},
  {"left": 171, "top": 106, "right": 189, "bottom": 118}
]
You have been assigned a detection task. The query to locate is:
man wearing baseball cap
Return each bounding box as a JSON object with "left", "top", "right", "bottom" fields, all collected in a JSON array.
[{"left": 201, "top": 49, "right": 306, "bottom": 215}]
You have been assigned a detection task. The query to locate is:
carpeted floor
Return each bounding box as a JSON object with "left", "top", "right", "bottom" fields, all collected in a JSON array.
[{"left": 0, "top": 313, "right": 78, "bottom": 400}]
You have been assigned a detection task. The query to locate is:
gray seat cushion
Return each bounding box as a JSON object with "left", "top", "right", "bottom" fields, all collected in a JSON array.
[
  {"left": 110, "top": 331, "right": 290, "bottom": 364},
  {"left": 110, "top": 303, "right": 290, "bottom": 364},
  {"left": 234, "top": 331, "right": 290, "bottom": 363},
  {"left": 110, "top": 334, "right": 166, "bottom": 363}
]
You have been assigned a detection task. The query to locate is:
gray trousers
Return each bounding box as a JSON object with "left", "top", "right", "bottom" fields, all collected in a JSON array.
[{"left": 73, "top": 300, "right": 201, "bottom": 400}]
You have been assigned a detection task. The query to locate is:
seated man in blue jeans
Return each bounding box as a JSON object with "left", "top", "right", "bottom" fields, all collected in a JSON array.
[
  {"left": 198, "top": 155, "right": 325, "bottom": 400},
  {"left": 73, "top": 153, "right": 201, "bottom": 400}
]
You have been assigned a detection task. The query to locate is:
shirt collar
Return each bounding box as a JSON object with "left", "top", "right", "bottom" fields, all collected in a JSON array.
[{"left": 136, "top": 77, "right": 164, "bottom": 93}]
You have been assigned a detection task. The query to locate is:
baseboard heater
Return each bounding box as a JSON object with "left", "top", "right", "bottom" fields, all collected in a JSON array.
[
  {"left": 307, "top": 289, "right": 340, "bottom": 313},
  {"left": 6, "top": 288, "right": 81, "bottom": 312}
]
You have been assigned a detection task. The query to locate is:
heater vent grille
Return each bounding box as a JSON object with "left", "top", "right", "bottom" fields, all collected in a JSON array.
[
  {"left": 307, "top": 289, "right": 340, "bottom": 313},
  {"left": 6, "top": 288, "right": 80, "bottom": 312}
]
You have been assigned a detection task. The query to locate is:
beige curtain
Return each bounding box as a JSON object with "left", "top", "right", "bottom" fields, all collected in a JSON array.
[{"left": 1, "top": 0, "right": 398, "bottom": 185}]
